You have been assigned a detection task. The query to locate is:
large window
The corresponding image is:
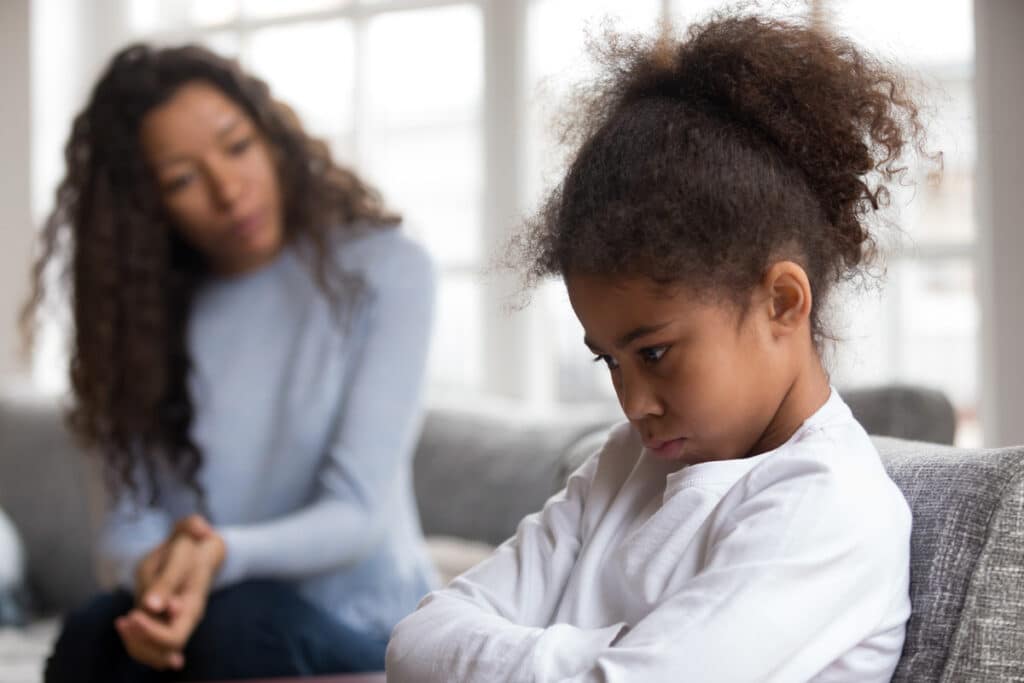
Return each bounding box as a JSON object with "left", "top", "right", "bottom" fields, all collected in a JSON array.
[
  {"left": 523, "top": 0, "right": 979, "bottom": 444},
  {"left": 816, "top": 0, "right": 978, "bottom": 445},
  {"left": 124, "top": 0, "right": 487, "bottom": 393},
  {"left": 34, "top": 0, "right": 979, "bottom": 442}
]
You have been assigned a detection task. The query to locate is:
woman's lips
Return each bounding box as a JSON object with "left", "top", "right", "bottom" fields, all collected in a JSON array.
[
  {"left": 230, "top": 209, "right": 265, "bottom": 241},
  {"left": 644, "top": 436, "right": 688, "bottom": 460}
]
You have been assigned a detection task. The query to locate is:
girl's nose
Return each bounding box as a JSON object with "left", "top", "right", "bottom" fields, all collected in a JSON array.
[{"left": 618, "top": 372, "right": 663, "bottom": 421}]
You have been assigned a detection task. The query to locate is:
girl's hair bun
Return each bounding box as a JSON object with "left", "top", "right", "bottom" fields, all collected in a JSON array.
[{"left": 519, "top": 9, "right": 937, "bottom": 343}]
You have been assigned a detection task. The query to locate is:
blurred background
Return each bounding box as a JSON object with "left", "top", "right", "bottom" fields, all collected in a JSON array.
[{"left": 1, "top": 0, "right": 1021, "bottom": 448}]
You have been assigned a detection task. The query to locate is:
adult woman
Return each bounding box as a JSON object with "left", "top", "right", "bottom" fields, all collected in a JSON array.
[{"left": 24, "top": 43, "right": 437, "bottom": 681}]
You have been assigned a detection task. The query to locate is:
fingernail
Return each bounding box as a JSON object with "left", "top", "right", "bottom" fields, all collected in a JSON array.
[
  {"left": 170, "top": 653, "right": 184, "bottom": 669},
  {"left": 145, "top": 595, "right": 161, "bottom": 610}
]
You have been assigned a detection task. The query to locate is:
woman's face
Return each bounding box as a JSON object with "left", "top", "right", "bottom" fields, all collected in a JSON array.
[{"left": 140, "top": 80, "right": 284, "bottom": 275}]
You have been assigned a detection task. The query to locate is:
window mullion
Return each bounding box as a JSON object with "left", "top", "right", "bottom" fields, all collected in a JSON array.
[
  {"left": 352, "top": 13, "right": 370, "bottom": 169},
  {"left": 479, "top": 0, "right": 552, "bottom": 402}
]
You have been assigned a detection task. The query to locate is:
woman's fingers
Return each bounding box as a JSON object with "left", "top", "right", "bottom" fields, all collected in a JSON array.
[
  {"left": 140, "top": 535, "right": 198, "bottom": 614},
  {"left": 135, "top": 514, "right": 213, "bottom": 613},
  {"left": 120, "top": 608, "right": 188, "bottom": 650},
  {"left": 174, "top": 514, "right": 213, "bottom": 540},
  {"left": 133, "top": 542, "right": 166, "bottom": 602},
  {"left": 115, "top": 612, "right": 185, "bottom": 670}
]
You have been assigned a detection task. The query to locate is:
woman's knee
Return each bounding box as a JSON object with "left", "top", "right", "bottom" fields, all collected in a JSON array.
[
  {"left": 45, "top": 591, "right": 135, "bottom": 683},
  {"left": 183, "top": 579, "right": 385, "bottom": 678},
  {"left": 193, "top": 579, "right": 299, "bottom": 637},
  {"left": 182, "top": 580, "right": 315, "bottom": 679}
]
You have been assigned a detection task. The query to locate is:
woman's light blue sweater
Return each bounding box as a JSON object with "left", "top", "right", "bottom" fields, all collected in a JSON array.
[{"left": 93, "top": 226, "right": 438, "bottom": 639}]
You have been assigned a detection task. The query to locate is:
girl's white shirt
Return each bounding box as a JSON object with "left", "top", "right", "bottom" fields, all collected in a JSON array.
[{"left": 386, "top": 389, "right": 912, "bottom": 682}]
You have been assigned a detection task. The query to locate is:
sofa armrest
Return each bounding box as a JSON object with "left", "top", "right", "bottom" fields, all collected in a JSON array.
[{"left": 877, "top": 437, "right": 1024, "bottom": 682}]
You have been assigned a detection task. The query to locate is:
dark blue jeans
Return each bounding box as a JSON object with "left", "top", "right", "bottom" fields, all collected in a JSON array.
[{"left": 45, "top": 579, "right": 388, "bottom": 682}]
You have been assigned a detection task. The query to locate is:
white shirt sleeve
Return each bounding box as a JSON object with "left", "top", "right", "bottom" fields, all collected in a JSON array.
[
  {"left": 561, "top": 455, "right": 909, "bottom": 683},
  {"left": 386, "top": 446, "right": 629, "bottom": 683},
  {"left": 388, "top": 447, "right": 910, "bottom": 683},
  {"left": 213, "top": 238, "right": 436, "bottom": 586}
]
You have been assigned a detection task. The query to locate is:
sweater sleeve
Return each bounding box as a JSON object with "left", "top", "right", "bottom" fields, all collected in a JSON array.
[
  {"left": 386, "top": 439, "right": 631, "bottom": 683},
  {"left": 213, "top": 235, "right": 436, "bottom": 587},
  {"left": 388, "top": 448, "right": 911, "bottom": 683},
  {"left": 91, "top": 461, "right": 174, "bottom": 592}
]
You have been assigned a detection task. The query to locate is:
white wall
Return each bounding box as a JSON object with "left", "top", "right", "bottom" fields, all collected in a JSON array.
[
  {"left": 976, "top": 0, "right": 1024, "bottom": 447},
  {"left": 0, "top": 0, "right": 33, "bottom": 384}
]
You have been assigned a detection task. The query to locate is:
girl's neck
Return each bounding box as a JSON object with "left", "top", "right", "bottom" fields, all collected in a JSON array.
[{"left": 747, "top": 352, "right": 832, "bottom": 458}]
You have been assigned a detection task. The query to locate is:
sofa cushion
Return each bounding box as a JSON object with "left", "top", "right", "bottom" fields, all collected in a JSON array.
[
  {"left": 844, "top": 385, "right": 956, "bottom": 445},
  {"left": 876, "top": 437, "right": 1024, "bottom": 682},
  {"left": 0, "top": 395, "right": 99, "bottom": 613},
  {"left": 413, "top": 404, "right": 614, "bottom": 546},
  {"left": 424, "top": 535, "right": 495, "bottom": 585},
  {"left": 0, "top": 507, "right": 30, "bottom": 625}
]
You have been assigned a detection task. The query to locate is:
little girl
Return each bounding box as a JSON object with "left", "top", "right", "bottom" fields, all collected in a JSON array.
[{"left": 388, "top": 11, "right": 929, "bottom": 682}]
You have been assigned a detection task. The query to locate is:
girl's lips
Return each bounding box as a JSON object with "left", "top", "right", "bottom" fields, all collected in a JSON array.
[{"left": 644, "top": 436, "right": 688, "bottom": 460}]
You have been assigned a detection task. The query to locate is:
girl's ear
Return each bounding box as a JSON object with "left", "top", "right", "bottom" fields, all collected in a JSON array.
[{"left": 764, "top": 261, "right": 813, "bottom": 336}]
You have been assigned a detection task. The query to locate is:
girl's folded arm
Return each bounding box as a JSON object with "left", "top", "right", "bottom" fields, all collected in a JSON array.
[
  {"left": 563, "top": 460, "right": 910, "bottom": 683},
  {"left": 387, "top": 452, "right": 624, "bottom": 683}
]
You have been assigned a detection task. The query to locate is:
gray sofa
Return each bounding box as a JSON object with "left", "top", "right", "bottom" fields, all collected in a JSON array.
[{"left": 1, "top": 385, "right": 1022, "bottom": 681}]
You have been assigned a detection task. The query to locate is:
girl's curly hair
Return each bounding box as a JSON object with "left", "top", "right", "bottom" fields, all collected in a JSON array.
[
  {"left": 518, "top": 9, "right": 937, "bottom": 344},
  {"left": 22, "top": 43, "right": 399, "bottom": 502}
]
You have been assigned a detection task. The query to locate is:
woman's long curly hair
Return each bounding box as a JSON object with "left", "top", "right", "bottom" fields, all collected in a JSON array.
[
  {"left": 517, "top": 9, "right": 938, "bottom": 346},
  {"left": 22, "top": 43, "right": 399, "bottom": 502}
]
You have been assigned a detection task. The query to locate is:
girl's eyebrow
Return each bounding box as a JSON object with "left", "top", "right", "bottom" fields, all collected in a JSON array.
[{"left": 584, "top": 321, "right": 673, "bottom": 352}]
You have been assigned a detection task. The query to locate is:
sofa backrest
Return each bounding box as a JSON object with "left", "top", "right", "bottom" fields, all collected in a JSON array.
[
  {"left": 877, "top": 437, "right": 1024, "bottom": 682},
  {"left": 413, "top": 404, "right": 613, "bottom": 546},
  {"left": 844, "top": 385, "right": 956, "bottom": 446},
  {"left": 0, "top": 395, "right": 99, "bottom": 614},
  {"left": 0, "top": 383, "right": 963, "bottom": 618}
]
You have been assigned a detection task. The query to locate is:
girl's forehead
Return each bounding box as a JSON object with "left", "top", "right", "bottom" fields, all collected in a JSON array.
[
  {"left": 566, "top": 273, "right": 691, "bottom": 306},
  {"left": 566, "top": 273, "right": 735, "bottom": 340}
]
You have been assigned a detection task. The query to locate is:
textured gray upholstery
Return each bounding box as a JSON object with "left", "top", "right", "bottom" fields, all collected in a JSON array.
[
  {"left": 877, "top": 437, "right": 1024, "bottom": 682},
  {"left": 0, "top": 397, "right": 98, "bottom": 614},
  {"left": 413, "top": 406, "right": 612, "bottom": 546}
]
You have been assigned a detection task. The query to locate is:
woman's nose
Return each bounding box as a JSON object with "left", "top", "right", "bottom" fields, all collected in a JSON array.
[{"left": 207, "top": 160, "right": 243, "bottom": 209}]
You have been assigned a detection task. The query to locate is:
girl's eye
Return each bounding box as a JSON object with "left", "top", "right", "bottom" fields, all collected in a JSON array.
[
  {"left": 639, "top": 346, "right": 668, "bottom": 365},
  {"left": 228, "top": 137, "right": 253, "bottom": 156},
  {"left": 593, "top": 354, "right": 619, "bottom": 370}
]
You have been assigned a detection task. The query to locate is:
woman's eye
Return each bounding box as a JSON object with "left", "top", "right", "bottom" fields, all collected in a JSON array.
[
  {"left": 639, "top": 346, "right": 668, "bottom": 365},
  {"left": 592, "top": 354, "right": 619, "bottom": 370},
  {"left": 163, "top": 174, "right": 193, "bottom": 193},
  {"left": 228, "top": 137, "right": 253, "bottom": 156}
]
